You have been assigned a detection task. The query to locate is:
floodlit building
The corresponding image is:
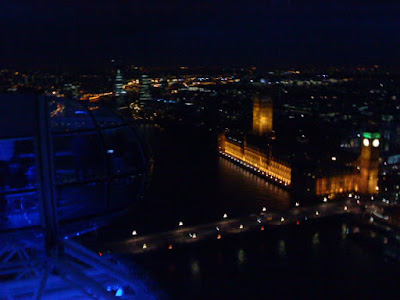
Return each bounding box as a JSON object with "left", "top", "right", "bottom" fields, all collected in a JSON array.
[
  {"left": 316, "top": 132, "right": 380, "bottom": 196},
  {"left": 218, "top": 93, "right": 380, "bottom": 199},
  {"left": 252, "top": 94, "right": 273, "bottom": 136}
]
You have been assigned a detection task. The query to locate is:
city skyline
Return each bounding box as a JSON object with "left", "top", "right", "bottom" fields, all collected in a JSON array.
[{"left": 2, "top": 1, "right": 400, "bottom": 299}]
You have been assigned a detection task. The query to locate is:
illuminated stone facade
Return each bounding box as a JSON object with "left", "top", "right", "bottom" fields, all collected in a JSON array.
[
  {"left": 359, "top": 132, "right": 380, "bottom": 194},
  {"left": 219, "top": 94, "right": 380, "bottom": 197},
  {"left": 315, "top": 132, "right": 380, "bottom": 196},
  {"left": 316, "top": 174, "right": 360, "bottom": 195},
  {"left": 219, "top": 94, "right": 290, "bottom": 186},
  {"left": 252, "top": 94, "right": 273, "bottom": 136},
  {"left": 219, "top": 135, "right": 291, "bottom": 185}
]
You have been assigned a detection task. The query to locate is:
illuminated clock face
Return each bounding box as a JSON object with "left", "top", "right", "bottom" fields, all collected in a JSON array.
[
  {"left": 372, "top": 139, "right": 380, "bottom": 148},
  {"left": 363, "top": 138, "right": 370, "bottom": 147}
]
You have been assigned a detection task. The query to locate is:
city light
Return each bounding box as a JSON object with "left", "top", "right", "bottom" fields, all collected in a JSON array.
[{"left": 1, "top": 3, "right": 397, "bottom": 299}]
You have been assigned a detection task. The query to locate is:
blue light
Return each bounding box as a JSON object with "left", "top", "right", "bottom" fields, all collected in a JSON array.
[
  {"left": 115, "top": 287, "right": 124, "bottom": 297},
  {"left": 107, "top": 149, "right": 114, "bottom": 154},
  {"left": 75, "top": 110, "right": 88, "bottom": 115}
]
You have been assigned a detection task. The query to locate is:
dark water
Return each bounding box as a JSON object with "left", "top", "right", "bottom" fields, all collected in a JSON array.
[
  {"left": 105, "top": 124, "right": 291, "bottom": 238},
  {"left": 133, "top": 219, "right": 400, "bottom": 300},
  {"left": 99, "top": 124, "right": 400, "bottom": 299}
]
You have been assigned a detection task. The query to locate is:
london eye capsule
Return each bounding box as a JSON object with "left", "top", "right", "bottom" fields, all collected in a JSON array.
[
  {"left": 0, "top": 94, "right": 148, "bottom": 238},
  {"left": 0, "top": 94, "right": 151, "bottom": 298}
]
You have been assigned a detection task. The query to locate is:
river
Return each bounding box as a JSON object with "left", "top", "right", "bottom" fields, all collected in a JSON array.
[{"left": 96, "top": 124, "right": 400, "bottom": 299}]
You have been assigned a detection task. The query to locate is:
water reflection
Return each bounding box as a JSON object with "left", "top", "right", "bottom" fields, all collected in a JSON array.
[
  {"left": 237, "top": 249, "right": 247, "bottom": 266},
  {"left": 123, "top": 125, "right": 293, "bottom": 236},
  {"left": 277, "top": 240, "right": 286, "bottom": 257},
  {"left": 312, "top": 232, "right": 320, "bottom": 245},
  {"left": 341, "top": 224, "right": 348, "bottom": 240},
  {"left": 190, "top": 260, "right": 201, "bottom": 277},
  {"left": 218, "top": 158, "right": 291, "bottom": 212}
]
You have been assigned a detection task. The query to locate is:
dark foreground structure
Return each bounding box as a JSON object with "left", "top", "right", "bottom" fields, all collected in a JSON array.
[{"left": 0, "top": 95, "right": 154, "bottom": 299}]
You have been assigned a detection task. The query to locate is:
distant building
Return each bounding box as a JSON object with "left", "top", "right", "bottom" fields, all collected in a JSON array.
[
  {"left": 139, "top": 74, "right": 152, "bottom": 101},
  {"left": 218, "top": 94, "right": 380, "bottom": 199},
  {"left": 316, "top": 132, "right": 380, "bottom": 195},
  {"left": 114, "top": 69, "right": 126, "bottom": 106},
  {"left": 63, "top": 83, "right": 79, "bottom": 99}
]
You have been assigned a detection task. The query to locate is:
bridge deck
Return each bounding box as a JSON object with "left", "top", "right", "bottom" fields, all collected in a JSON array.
[{"left": 109, "top": 201, "right": 360, "bottom": 254}]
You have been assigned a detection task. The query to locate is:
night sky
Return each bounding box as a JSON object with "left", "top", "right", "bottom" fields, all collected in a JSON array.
[{"left": 1, "top": 0, "right": 400, "bottom": 71}]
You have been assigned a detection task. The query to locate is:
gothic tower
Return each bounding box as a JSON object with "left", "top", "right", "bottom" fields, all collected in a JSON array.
[
  {"left": 359, "top": 132, "right": 380, "bottom": 194},
  {"left": 252, "top": 94, "right": 273, "bottom": 136}
]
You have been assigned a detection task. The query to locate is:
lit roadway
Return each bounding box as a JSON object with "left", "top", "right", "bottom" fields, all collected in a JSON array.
[{"left": 108, "top": 201, "right": 362, "bottom": 255}]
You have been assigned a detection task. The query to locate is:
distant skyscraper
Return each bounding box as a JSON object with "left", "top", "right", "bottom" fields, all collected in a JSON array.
[
  {"left": 63, "top": 83, "right": 79, "bottom": 99},
  {"left": 115, "top": 69, "right": 126, "bottom": 96},
  {"left": 139, "top": 74, "right": 152, "bottom": 101},
  {"left": 114, "top": 69, "right": 126, "bottom": 106}
]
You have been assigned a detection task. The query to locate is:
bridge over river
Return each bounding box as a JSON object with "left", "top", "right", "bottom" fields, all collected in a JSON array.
[{"left": 106, "top": 201, "right": 363, "bottom": 255}]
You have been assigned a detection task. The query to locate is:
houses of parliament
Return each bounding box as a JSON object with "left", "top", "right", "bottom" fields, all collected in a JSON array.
[{"left": 218, "top": 93, "right": 380, "bottom": 199}]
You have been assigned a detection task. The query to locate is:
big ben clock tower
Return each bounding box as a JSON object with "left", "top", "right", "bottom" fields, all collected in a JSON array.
[{"left": 359, "top": 132, "right": 380, "bottom": 194}]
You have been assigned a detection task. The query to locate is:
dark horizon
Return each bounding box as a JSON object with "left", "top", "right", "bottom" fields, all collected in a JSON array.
[{"left": 1, "top": 0, "right": 400, "bottom": 72}]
